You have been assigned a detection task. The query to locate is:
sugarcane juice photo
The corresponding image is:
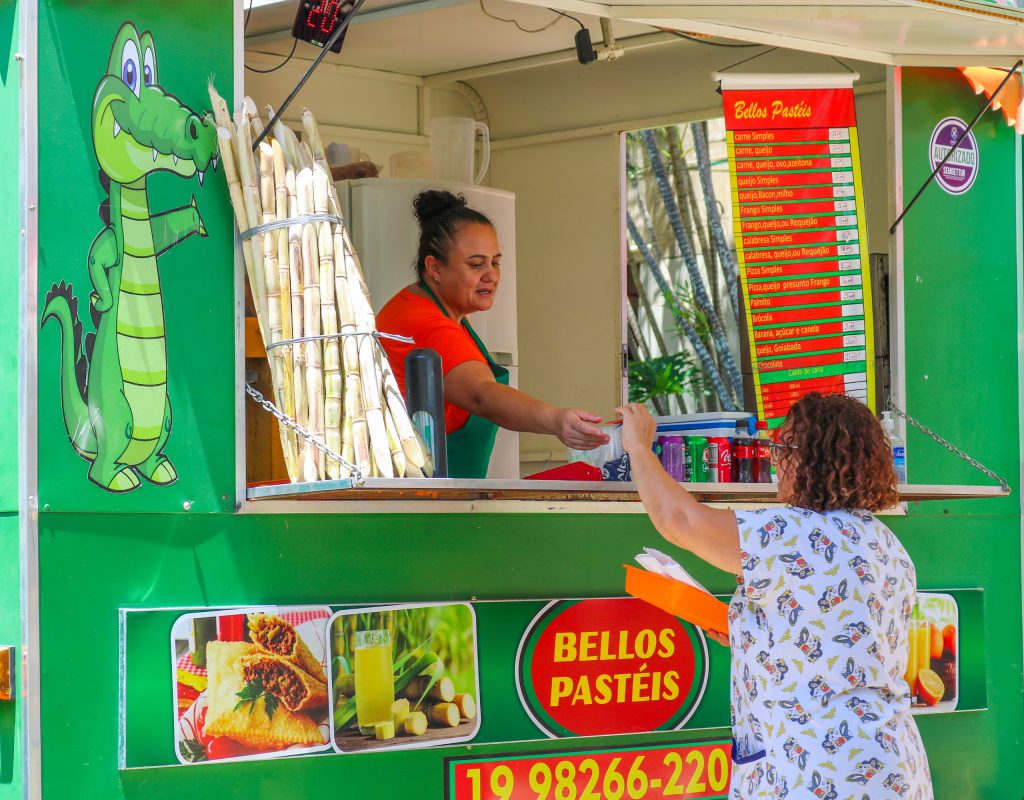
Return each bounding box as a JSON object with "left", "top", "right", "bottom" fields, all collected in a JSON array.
[
  {"left": 354, "top": 630, "right": 394, "bottom": 734},
  {"left": 904, "top": 619, "right": 930, "bottom": 694}
]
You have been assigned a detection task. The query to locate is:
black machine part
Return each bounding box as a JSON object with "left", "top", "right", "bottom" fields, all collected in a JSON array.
[{"left": 405, "top": 348, "right": 448, "bottom": 478}]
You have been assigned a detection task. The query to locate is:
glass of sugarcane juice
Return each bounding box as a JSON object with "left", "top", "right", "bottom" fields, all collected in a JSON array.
[{"left": 354, "top": 629, "right": 394, "bottom": 735}]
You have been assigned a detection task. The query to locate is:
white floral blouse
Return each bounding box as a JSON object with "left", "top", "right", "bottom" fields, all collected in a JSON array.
[{"left": 728, "top": 506, "right": 933, "bottom": 800}]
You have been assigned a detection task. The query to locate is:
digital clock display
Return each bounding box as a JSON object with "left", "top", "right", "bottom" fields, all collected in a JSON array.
[{"left": 292, "top": 0, "right": 354, "bottom": 52}]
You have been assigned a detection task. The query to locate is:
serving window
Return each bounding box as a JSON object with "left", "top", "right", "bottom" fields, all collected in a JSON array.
[{"left": 237, "top": 27, "right": 1004, "bottom": 511}]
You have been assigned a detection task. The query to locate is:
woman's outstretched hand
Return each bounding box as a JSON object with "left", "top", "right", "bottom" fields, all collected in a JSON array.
[
  {"left": 616, "top": 403, "right": 658, "bottom": 457},
  {"left": 554, "top": 409, "right": 610, "bottom": 450}
]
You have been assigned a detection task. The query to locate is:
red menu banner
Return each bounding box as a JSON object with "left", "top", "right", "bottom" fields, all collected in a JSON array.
[{"left": 722, "top": 79, "right": 876, "bottom": 426}]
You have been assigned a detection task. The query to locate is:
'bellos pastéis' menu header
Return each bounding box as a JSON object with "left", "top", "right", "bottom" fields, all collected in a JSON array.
[{"left": 724, "top": 89, "right": 857, "bottom": 131}]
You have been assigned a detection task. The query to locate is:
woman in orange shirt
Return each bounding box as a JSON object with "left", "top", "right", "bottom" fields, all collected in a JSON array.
[{"left": 378, "top": 190, "right": 609, "bottom": 478}]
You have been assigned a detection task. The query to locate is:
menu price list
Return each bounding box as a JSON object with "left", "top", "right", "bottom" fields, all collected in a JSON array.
[
  {"left": 447, "top": 741, "right": 732, "bottom": 800},
  {"left": 723, "top": 87, "right": 875, "bottom": 427}
]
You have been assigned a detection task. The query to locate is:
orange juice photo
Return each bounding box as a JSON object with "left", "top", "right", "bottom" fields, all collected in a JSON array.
[
  {"left": 910, "top": 593, "right": 959, "bottom": 712},
  {"left": 904, "top": 618, "right": 930, "bottom": 696},
  {"left": 354, "top": 630, "right": 394, "bottom": 735}
]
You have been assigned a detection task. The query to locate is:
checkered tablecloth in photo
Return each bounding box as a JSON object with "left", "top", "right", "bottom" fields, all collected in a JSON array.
[
  {"left": 176, "top": 652, "right": 207, "bottom": 678},
  {"left": 279, "top": 609, "right": 331, "bottom": 626}
]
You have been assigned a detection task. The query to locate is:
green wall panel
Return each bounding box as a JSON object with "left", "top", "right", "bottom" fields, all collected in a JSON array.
[
  {"left": 0, "top": 2, "right": 21, "bottom": 796},
  {"left": 896, "top": 66, "right": 1024, "bottom": 799},
  {"left": 40, "top": 511, "right": 731, "bottom": 796},
  {"left": 37, "top": 508, "right": 1017, "bottom": 798},
  {"left": 899, "top": 67, "right": 1021, "bottom": 515},
  {"left": 0, "top": 0, "right": 19, "bottom": 515}
]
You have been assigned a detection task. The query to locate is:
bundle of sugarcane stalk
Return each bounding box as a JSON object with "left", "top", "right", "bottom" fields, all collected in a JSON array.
[{"left": 210, "top": 85, "right": 430, "bottom": 483}]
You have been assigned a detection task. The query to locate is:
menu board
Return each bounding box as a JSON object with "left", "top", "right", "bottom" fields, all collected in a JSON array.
[{"left": 721, "top": 79, "right": 876, "bottom": 427}]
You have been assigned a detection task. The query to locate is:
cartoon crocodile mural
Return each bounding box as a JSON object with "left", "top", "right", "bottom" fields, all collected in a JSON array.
[{"left": 41, "top": 22, "right": 217, "bottom": 492}]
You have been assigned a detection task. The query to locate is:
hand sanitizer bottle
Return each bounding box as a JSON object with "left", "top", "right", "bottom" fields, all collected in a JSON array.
[{"left": 880, "top": 411, "right": 907, "bottom": 484}]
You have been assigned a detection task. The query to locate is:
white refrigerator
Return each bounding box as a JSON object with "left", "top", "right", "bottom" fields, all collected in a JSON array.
[{"left": 336, "top": 178, "right": 520, "bottom": 479}]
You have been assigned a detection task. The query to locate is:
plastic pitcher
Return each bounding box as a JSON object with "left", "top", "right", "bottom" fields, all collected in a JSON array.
[{"left": 429, "top": 116, "right": 490, "bottom": 184}]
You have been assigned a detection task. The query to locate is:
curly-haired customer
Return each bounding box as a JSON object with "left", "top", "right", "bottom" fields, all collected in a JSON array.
[{"left": 618, "top": 393, "right": 933, "bottom": 800}]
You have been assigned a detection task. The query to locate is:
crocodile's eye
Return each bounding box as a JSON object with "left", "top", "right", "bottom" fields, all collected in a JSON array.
[
  {"left": 121, "top": 39, "right": 140, "bottom": 97},
  {"left": 143, "top": 47, "right": 155, "bottom": 87}
]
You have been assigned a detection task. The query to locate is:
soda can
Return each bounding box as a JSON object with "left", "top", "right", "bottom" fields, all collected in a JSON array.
[
  {"left": 687, "top": 436, "right": 708, "bottom": 482},
  {"left": 706, "top": 440, "right": 718, "bottom": 483},
  {"left": 707, "top": 436, "right": 733, "bottom": 483},
  {"left": 656, "top": 435, "right": 686, "bottom": 481}
]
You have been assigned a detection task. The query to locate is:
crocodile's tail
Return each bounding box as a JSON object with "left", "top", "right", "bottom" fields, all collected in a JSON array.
[{"left": 40, "top": 281, "right": 97, "bottom": 458}]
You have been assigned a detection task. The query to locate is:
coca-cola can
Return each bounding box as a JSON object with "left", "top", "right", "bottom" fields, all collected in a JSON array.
[{"left": 707, "top": 436, "right": 732, "bottom": 483}]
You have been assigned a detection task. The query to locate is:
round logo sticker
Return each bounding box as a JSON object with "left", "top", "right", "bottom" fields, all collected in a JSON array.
[
  {"left": 515, "top": 598, "right": 709, "bottom": 738},
  {"left": 929, "top": 116, "right": 979, "bottom": 195}
]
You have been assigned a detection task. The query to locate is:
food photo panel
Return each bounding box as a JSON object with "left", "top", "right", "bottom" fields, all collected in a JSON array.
[
  {"left": 329, "top": 602, "right": 480, "bottom": 753},
  {"left": 172, "top": 606, "right": 333, "bottom": 764},
  {"left": 906, "top": 592, "right": 958, "bottom": 713}
]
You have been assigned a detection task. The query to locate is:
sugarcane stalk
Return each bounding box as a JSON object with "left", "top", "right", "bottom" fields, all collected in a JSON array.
[
  {"left": 313, "top": 165, "right": 345, "bottom": 478},
  {"left": 266, "top": 105, "right": 299, "bottom": 169},
  {"left": 235, "top": 117, "right": 269, "bottom": 334},
  {"left": 342, "top": 234, "right": 393, "bottom": 477},
  {"left": 242, "top": 96, "right": 264, "bottom": 144},
  {"left": 298, "top": 109, "right": 345, "bottom": 221},
  {"left": 214, "top": 127, "right": 264, "bottom": 339},
  {"left": 297, "top": 168, "right": 325, "bottom": 480},
  {"left": 287, "top": 165, "right": 310, "bottom": 475},
  {"left": 340, "top": 228, "right": 393, "bottom": 478},
  {"left": 453, "top": 693, "right": 477, "bottom": 721},
  {"left": 301, "top": 109, "right": 329, "bottom": 172},
  {"left": 402, "top": 712, "right": 427, "bottom": 736},
  {"left": 327, "top": 221, "right": 391, "bottom": 475},
  {"left": 424, "top": 703, "right": 460, "bottom": 728},
  {"left": 404, "top": 675, "right": 456, "bottom": 703},
  {"left": 332, "top": 222, "right": 371, "bottom": 476},
  {"left": 383, "top": 403, "right": 406, "bottom": 478},
  {"left": 258, "top": 142, "right": 298, "bottom": 482},
  {"left": 376, "top": 343, "right": 426, "bottom": 469},
  {"left": 417, "top": 427, "right": 435, "bottom": 478},
  {"left": 208, "top": 82, "right": 233, "bottom": 132},
  {"left": 298, "top": 141, "right": 315, "bottom": 171},
  {"left": 272, "top": 140, "right": 299, "bottom": 477}
]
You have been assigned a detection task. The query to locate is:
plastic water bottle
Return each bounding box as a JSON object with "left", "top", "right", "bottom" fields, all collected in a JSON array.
[{"left": 880, "top": 411, "right": 907, "bottom": 484}]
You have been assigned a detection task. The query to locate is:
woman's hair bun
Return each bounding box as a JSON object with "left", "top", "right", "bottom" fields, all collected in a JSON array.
[{"left": 413, "top": 189, "right": 467, "bottom": 227}]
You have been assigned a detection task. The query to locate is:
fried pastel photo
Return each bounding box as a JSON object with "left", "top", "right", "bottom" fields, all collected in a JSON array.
[
  {"left": 248, "top": 614, "right": 326, "bottom": 682},
  {"left": 204, "top": 641, "right": 325, "bottom": 750},
  {"left": 240, "top": 651, "right": 329, "bottom": 712}
]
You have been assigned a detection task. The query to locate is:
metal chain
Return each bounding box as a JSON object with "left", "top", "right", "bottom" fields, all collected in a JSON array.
[
  {"left": 885, "top": 397, "right": 1009, "bottom": 493},
  {"left": 245, "top": 383, "right": 365, "bottom": 486}
]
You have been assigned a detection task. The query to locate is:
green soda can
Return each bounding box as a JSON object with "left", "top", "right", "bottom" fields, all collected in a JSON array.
[{"left": 687, "top": 436, "right": 709, "bottom": 482}]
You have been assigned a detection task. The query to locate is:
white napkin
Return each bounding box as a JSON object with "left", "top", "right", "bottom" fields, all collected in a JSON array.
[{"left": 634, "top": 547, "right": 712, "bottom": 595}]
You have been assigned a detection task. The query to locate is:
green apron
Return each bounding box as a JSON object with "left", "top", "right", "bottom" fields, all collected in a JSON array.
[{"left": 419, "top": 283, "right": 509, "bottom": 479}]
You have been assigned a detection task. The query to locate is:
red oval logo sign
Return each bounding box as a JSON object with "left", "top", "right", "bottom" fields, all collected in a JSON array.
[{"left": 516, "top": 598, "right": 709, "bottom": 738}]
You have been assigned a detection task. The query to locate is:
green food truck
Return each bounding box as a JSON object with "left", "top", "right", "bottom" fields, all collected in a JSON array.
[{"left": 0, "top": 0, "right": 1021, "bottom": 797}]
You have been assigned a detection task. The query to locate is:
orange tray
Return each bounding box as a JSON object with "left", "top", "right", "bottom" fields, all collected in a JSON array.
[{"left": 624, "top": 565, "right": 730, "bottom": 636}]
